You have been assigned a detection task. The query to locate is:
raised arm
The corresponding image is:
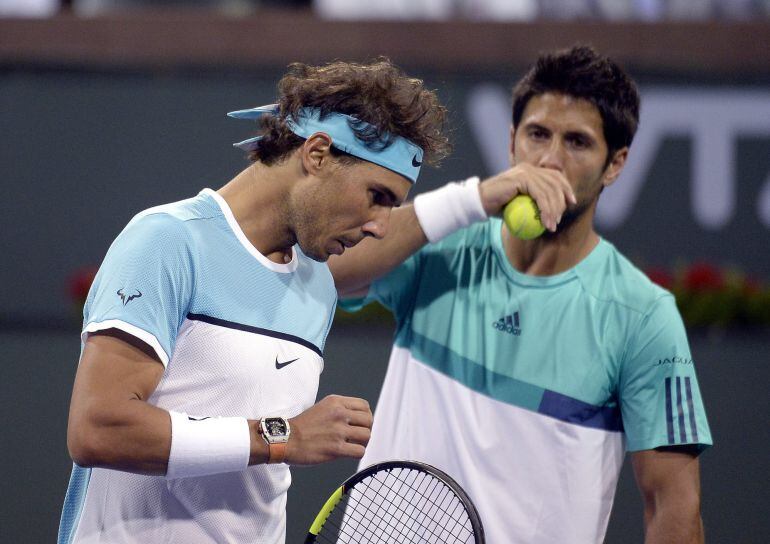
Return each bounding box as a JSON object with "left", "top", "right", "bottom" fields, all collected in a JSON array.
[
  {"left": 329, "top": 204, "right": 426, "bottom": 298},
  {"left": 329, "top": 164, "right": 576, "bottom": 297},
  {"left": 67, "top": 329, "right": 373, "bottom": 476},
  {"left": 632, "top": 448, "right": 704, "bottom": 544}
]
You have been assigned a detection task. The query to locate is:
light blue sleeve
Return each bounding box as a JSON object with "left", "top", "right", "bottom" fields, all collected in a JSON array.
[
  {"left": 619, "top": 295, "right": 713, "bottom": 453},
  {"left": 82, "top": 212, "right": 196, "bottom": 365},
  {"left": 338, "top": 251, "right": 422, "bottom": 319}
]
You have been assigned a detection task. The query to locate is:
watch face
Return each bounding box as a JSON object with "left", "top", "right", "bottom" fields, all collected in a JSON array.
[{"left": 264, "top": 418, "right": 288, "bottom": 437}]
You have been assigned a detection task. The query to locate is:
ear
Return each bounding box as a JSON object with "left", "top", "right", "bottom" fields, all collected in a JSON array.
[
  {"left": 509, "top": 125, "right": 517, "bottom": 166},
  {"left": 602, "top": 147, "right": 628, "bottom": 189},
  {"left": 300, "top": 132, "right": 334, "bottom": 176}
]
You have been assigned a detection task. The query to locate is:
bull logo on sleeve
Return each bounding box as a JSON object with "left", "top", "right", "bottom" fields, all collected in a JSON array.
[{"left": 117, "top": 288, "right": 143, "bottom": 306}]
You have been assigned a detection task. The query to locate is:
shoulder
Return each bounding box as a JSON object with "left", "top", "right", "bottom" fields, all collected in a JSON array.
[
  {"left": 576, "top": 239, "right": 672, "bottom": 317},
  {"left": 128, "top": 191, "right": 220, "bottom": 229},
  {"left": 119, "top": 192, "right": 220, "bottom": 250}
]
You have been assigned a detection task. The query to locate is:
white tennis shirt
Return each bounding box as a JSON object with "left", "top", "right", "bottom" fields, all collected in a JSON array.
[
  {"left": 58, "top": 189, "right": 337, "bottom": 544},
  {"left": 346, "top": 219, "right": 711, "bottom": 543}
]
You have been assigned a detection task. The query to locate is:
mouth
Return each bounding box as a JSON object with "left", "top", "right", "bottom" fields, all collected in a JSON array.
[{"left": 330, "top": 240, "right": 346, "bottom": 256}]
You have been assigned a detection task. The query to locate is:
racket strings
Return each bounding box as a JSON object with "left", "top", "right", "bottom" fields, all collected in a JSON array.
[
  {"left": 362, "top": 469, "right": 472, "bottom": 542},
  {"left": 347, "top": 470, "right": 449, "bottom": 543},
  {"left": 315, "top": 467, "right": 476, "bottom": 543},
  {"left": 318, "top": 480, "right": 459, "bottom": 544}
]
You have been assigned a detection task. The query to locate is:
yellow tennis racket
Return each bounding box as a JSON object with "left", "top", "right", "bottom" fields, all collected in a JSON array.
[{"left": 305, "top": 460, "right": 485, "bottom": 543}]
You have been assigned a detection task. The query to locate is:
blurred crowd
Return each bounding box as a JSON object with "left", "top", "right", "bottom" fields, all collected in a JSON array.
[
  {"left": 315, "top": 0, "right": 770, "bottom": 21},
  {"left": 2, "top": 0, "right": 770, "bottom": 20}
]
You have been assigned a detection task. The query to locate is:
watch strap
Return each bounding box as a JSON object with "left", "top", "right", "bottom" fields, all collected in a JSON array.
[{"left": 267, "top": 442, "right": 287, "bottom": 464}]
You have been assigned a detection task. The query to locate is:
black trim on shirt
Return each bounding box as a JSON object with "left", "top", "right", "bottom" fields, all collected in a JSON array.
[{"left": 186, "top": 313, "right": 323, "bottom": 357}]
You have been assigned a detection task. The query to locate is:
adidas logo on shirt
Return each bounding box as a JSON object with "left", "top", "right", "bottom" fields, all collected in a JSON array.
[{"left": 493, "top": 312, "right": 521, "bottom": 336}]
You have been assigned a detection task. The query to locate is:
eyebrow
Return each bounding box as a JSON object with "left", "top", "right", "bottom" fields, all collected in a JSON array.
[
  {"left": 524, "top": 122, "right": 549, "bottom": 132},
  {"left": 525, "top": 122, "right": 596, "bottom": 143},
  {"left": 564, "top": 130, "right": 596, "bottom": 143}
]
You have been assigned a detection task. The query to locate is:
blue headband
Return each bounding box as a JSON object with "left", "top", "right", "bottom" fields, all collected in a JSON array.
[{"left": 228, "top": 104, "right": 424, "bottom": 183}]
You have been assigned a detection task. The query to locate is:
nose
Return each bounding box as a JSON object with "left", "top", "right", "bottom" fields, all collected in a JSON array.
[
  {"left": 538, "top": 139, "right": 565, "bottom": 172},
  {"left": 361, "top": 207, "right": 391, "bottom": 240}
]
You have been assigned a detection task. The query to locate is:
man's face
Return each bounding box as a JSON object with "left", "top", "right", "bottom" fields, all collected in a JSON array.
[
  {"left": 512, "top": 92, "right": 626, "bottom": 230},
  {"left": 292, "top": 158, "right": 412, "bottom": 262}
]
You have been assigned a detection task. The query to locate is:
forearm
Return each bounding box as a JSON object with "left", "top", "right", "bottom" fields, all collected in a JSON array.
[
  {"left": 68, "top": 397, "right": 269, "bottom": 475},
  {"left": 67, "top": 397, "right": 174, "bottom": 474},
  {"left": 330, "top": 169, "right": 576, "bottom": 297},
  {"left": 644, "top": 501, "right": 704, "bottom": 544},
  {"left": 633, "top": 449, "right": 704, "bottom": 544},
  {"left": 329, "top": 204, "right": 427, "bottom": 297}
]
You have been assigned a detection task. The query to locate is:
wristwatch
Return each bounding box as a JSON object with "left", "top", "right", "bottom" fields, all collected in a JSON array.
[{"left": 259, "top": 417, "right": 291, "bottom": 464}]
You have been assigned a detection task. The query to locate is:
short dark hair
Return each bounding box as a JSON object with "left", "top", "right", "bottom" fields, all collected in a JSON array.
[
  {"left": 512, "top": 45, "right": 640, "bottom": 161},
  {"left": 247, "top": 58, "right": 450, "bottom": 167}
]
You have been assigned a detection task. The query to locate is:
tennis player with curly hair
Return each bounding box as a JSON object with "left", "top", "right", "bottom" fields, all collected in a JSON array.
[{"left": 58, "top": 59, "right": 449, "bottom": 544}]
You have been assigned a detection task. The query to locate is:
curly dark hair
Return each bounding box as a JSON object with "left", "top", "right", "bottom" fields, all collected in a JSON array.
[
  {"left": 512, "top": 45, "right": 640, "bottom": 163},
  {"left": 246, "top": 58, "right": 450, "bottom": 168}
]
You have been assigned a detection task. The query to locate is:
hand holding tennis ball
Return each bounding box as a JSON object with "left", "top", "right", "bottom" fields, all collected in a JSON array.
[{"left": 503, "top": 195, "right": 546, "bottom": 240}]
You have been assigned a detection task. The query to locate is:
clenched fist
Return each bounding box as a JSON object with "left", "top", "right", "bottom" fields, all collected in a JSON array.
[{"left": 285, "top": 395, "right": 373, "bottom": 465}]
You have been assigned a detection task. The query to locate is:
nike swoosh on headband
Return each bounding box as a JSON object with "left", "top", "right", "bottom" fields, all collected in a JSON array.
[{"left": 228, "top": 104, "right": 424, "bottom": 183}]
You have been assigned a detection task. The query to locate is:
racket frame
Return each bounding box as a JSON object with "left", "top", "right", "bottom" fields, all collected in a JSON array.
[{"left": 304, "top": 459, "right": 485, "bottom": 543}]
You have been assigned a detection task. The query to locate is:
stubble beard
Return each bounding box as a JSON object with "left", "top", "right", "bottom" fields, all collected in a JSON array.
[
  {"left": 287, "top": 193, "right": 332, "bottom": 263},
  {"left": 541, "top": 196, "right": 594, "bottom": 240},
  {"left": 293, "top": 217, "right": 329, "bottom": 263}
]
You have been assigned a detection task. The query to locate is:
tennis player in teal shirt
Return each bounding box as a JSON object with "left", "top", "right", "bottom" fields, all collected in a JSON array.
[{"left": 330, "top": 45, "right": 711, "bottom": 544}]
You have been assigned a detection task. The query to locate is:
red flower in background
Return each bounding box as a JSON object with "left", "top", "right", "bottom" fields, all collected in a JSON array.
[
  {"left": 646, "top": 266, "right": 674, "bottom": 290},
  {"left": 68, "top": 266, "right": 98, "bottom": 303},
  {"left": 683, "top": 262, "right": 725, "bottom": 292}
]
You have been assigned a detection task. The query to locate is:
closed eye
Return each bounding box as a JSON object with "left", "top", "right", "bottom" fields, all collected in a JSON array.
[{"left": 370, "top": 188, "right": 399, "bottom": 208}]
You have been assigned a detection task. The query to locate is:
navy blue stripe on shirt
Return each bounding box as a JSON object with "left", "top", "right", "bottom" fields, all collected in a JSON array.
[
  {"left": 676, "top": 377, "right": 687, "bottom": 442},
  {"left": 186, "top": 313, "right": 323, "bottom": 357},
  {"left": 665, "top": 377, "right": 675, "bottom": 444},
  {"left": 538, "top": 389, "right": 624, "bottom": 432},
  {"left": 685, "top": 377, "right": 699, "bottom": 442}
]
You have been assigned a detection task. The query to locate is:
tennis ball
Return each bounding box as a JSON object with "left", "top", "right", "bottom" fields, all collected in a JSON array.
[{"left": 503, "top": 195, "right": 545, "bottom": 240}]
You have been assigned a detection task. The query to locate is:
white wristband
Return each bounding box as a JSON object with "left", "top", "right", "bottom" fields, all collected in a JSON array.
[
  {"left": 167, "top": 410, "right": 251, "bottom": 479},
  {"left": 413, "top": 176, "right": 488, "bottom": 243}
]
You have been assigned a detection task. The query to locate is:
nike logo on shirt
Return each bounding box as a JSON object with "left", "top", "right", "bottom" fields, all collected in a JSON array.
[{"left": 275, "top": 356, "right": 300, "bottom": 370}]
